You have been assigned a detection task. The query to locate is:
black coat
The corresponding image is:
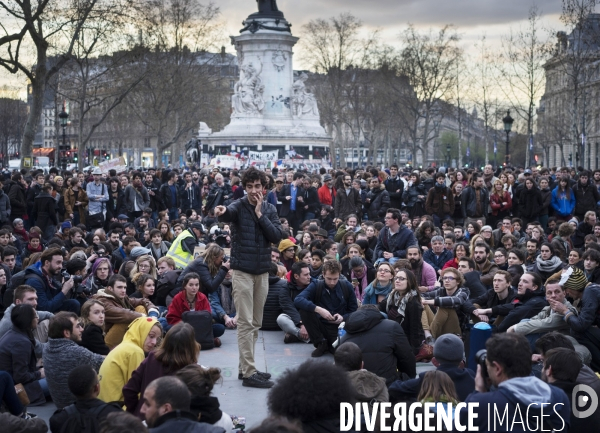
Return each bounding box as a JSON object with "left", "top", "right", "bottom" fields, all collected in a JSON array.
[
  {"left": 277, "top": 184, "right": 304, "bottom": 219},
  {"left": 175, "top": 256, "right": 228, "bottom": 295},
  {"left": 143, "top": 181, "right": 165, "bottom": 212},
  {"left": 519, "top": 187, "right": 543, "bottom": 220},
  {"left": 6, "top": 180, "right": 26, "bottom": 218},
  {"left": 160, "top": 183, "right": 181, "bottom": 210},
  {"left": 300, "top": 186, "right": 320, "bottom": 215},
  {"left": 106, "top": 187, "right": 126, "bottom": 221},
  {"left": 81, "top": 324, "right": 110, "bottom": 355},
  {"left": 341, "top": 308, "right": 416, "bottom": 385},
  {"left": 32, "top": 191, "right": 58, "bottom": 230},
  {"left": 496, "top": 287, "right": 548, "bottom": 332},
  {"left": 279, "top": 279, "right": 307, "bottom": 326},
  {"left": 573, "top": 181, "right": 600, "bottom": 218},
  {"left": 262, "top": 275, "right": 285, "bottom": 330},
  {"left": 218, "top": 197, "right": 283, "bottom": 275},
  {"left": 334, "top": 187, "right": 362, "bottom": 220},
  {"left": 365, "top": 186, "right": 390, "bottom": 222},
  {"left": 384, "top": 176, "right": 404, "bottom": 209},
  {"left": 379, "top": 295, "right": 424, "bottom": 354},
  {"left": 462, "top": 270, "right": 488, "bottom": 300}
]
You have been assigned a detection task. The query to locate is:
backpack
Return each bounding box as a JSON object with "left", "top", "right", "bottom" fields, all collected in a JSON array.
[
  {"left": 59, "top": 403, "right": 108, "bottom": 433},
  {"left": 9, "top": 269, "right": 45, "bottom": 291},
  {"left": 182, "top": 310, "right": 215, "bottom": 350},
  {"left": 314, "top": 279, "right": 351, "bottom": 306}
]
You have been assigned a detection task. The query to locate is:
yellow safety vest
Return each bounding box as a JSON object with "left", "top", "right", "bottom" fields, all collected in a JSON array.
[{"left": 166, "top": 230, "right": 194, "bottom": 269}]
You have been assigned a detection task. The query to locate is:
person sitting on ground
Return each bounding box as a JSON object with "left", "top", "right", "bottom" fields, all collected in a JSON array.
[
  {"left": 0, "top": 285, "right": 53, "bottom": 357},
  {"left": 413, "top": 371, "right": 461, "bottom": 427},
  {"left": 421, "top": 267, "right": 471, "bottom": 339},
  {"left": 582, "top": 248, "right": 600, "bottom": 284},
  {"left": 340, "top": 304, "right": 416, "bottom": 385},
  {"left": 80, "top": 299, "right": 110, "bottom": 356},
  {"left": 123, "top": 322, "right": 200, "bottom": 418},
  {"left": 140, "top": 376, "right": 224, "bottom": 432},
  {"left": 372, "top": 208, "right": 417, "bottom": 265},
  {"left": 542, "top": 347, "right": 600, "bottom": 430},
  {"left": 293, "top": 260, "right": 358, "bottom": 357},
  {"left": 496, "top": 272, "right": 548, "bottom": 333},
  {"left": 154, "top": 257, "right": 181, "bottom": 307},
  {"left": 49, "top": 365, "right": 122, "bottom": 433},
  {"left": 98, "top": 316, "right": 161, "bottom": 404},
  {"left": 277, "top": 262, "right": 312, "bottom": 344},
  {"left": 334, "top": 342, "right": 389, "bottom": 404},
  {"left": 422, "top": 235, "right": 453, "bottom": 276},
  {"left": 0, "top": 304, "right": 47, "bottom": 406},
  {"left": 0, "top": 371, "right": 47, "bottom": 432},
  {"left": 531, "top": 242, "right": 564, "bottom": 282},
  {"left": 470, "top": 270, "right": 517, "bottom": 325},
  {"left": 166, "top": 272, "right": 225, "bottom": 346},
  {"left": 456, "top": 257, "right": 487, "bottom": 300},
  {"left": 43, "top": 312, "right": 105, "bottom": 409},
  {"left": 361, "top": 262, "right": 395, "bottom": 306},
  {"left": 456, "top": 333, "right": 570, "bottom": 432},
  {"left": 174, "top": 243, "right": 230, "bottom": 296},
  {"left": 388, "top": 333, "right": 475, "bottom": 403},
  {"left": 175, "top": 365, "right": 234, "bottom": 431},
  {"left": 267, "top": 360, "right": 356, "bottom": 433},
  {"left": 406, "top": 245, "right": 437, "bottom": 293},
  {"left": 93, "top": 274, "right": 158, "bottom": 349},
  {"left": 471, "top": 242, "right": 498, "bottom": 289}
]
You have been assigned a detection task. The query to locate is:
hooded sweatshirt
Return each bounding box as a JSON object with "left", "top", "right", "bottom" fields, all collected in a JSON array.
[
  {"left": 459, "top": 376, "right": 570, "bottom": 432},
  {"left": 98, "top": 316, "right": 159, "bottom": 403}
]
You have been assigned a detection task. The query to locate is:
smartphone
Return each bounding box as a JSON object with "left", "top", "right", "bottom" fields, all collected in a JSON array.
[{"left": 352, "top": 278, "right": 358, "bottom": 285}]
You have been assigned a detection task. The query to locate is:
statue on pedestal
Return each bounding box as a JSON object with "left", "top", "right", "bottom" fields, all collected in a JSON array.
[
  {"left": 232, "top": 59, "right": 265, "bottom": 116},
  {"left": 292, "top": 73, "right": 319, "bottom": 118},
  {"left": 257, "top": 0, "right": 279, "bottom": 13}
]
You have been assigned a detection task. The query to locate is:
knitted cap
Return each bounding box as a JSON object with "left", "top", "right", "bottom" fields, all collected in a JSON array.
[
  {"left": 433, "top": 334, "right": 464, "bottom": 364},
  {"left": 561, "top": 266, "right": 588, "bottom": 292},
  {"left": 61, "top": 221, "right": 72, "bottom": 230}
]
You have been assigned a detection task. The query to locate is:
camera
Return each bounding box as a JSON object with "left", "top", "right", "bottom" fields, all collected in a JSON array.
[
  {"left": 223, "top": 255, "right": 230, "bottom": 263},
  {"left": 475, "top": 349, "right": 488, "bottom": 378},
  {"left": 61, "top": 270, "right": 86, "bottom": 295}
]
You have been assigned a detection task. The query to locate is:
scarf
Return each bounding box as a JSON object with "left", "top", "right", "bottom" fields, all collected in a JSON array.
[
  {"left": 350, "top": 265, "right": 368, "bottom": 299},
  {"left": 363, "top": 280, "right": 393, "bottom": 304},
  {"left": 27, "top": 243, "right": 43, "bottom": 254},
  {"left": 411, "top": 258, "right": 424, "bottom": 285},
  {"left": 535, "top": 255, "right": 562, "bottom": 272},
  {"left": 13, "top": 227, "right": 29, "bottom": 242},
  {"left": 387, "top": 289, "right": 419, "bottom": 324},
  {"left": 483, "top": 172, "right": 494, "bottom": 188},
  {"left": 310, "top": 265, "right": 322, "bottom": 278}
]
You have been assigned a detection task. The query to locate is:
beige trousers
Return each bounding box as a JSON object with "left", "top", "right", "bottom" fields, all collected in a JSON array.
[
  {"left": 232, "top": 270, "right": 268, "bottom": 378},
  {"left": 430, "top": 307, "right": 462, "bottom": 339}
]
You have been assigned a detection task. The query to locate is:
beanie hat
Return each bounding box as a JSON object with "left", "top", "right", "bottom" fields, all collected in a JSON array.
[
  {"left": 560, "top": 266, "right": 588, "bottom": 292},
  {"left": 568, "top": 217, "right": 579, "bottom": 225},
  {"left": 278, "top": 239, "right": 298, "bottom": 253},
  {"left": 61, "top": 221, "right": 72, "bottom": 230},
  {"left": 433, "top": 334, "right": 464, "bottom": 364}
]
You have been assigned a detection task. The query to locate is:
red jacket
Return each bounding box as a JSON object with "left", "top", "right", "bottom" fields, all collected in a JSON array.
[
  {"left": 490, "top": 191, "right": 512, "bottom": 216},
  {"left": 318, "top": 184, "right": 336, "bottom": 206},
  {"left": 166, "top": 290, "right": 211, "bottom": 325}
]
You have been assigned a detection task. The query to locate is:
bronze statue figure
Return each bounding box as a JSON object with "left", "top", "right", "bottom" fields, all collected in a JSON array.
[{"left": 257, "top": 0, "right": 278, "bottom": 13}]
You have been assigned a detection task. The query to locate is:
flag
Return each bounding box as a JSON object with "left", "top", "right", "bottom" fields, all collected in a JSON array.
[
  {"left": 466, "top": 147, "right": 470, "bottom": 157},
  {"left": 493, "top": 141, "right": 497, "bottom": 153},
  {"left": 529, "top": 136, "right": 533, "bottom": 151},
  {"left": 582, "top": 133, "right": 586, "bottom": 146}
]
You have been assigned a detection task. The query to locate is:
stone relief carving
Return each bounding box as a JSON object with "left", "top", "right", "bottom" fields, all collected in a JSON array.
[
  {"left": 291, "top": 73, "right": 319, "bottom": 118},
  {"left": 232, "top": 58, "right": 265, "bottom": 116},
  {"left": 272, "top": 50, "right": 286, "bottom": 72}
]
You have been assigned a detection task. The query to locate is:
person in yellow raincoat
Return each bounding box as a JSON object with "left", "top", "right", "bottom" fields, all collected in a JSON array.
[{"left": 97, "top": 316, "right": 162, "bottom": 403}]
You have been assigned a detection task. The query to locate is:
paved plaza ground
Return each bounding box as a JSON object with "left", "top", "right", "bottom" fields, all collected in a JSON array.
[{"left": 35, "top": 329, "right": 435, "bottom": 429}]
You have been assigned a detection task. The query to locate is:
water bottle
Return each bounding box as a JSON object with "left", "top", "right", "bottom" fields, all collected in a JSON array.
[{"left": 333, "top": 322, "right": 346, "bottom": 349}]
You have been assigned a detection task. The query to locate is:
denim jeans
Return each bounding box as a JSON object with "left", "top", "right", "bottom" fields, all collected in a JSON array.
[
  {"left": 0, "top": 371, "right": 23, "bottom": 415},
  {"left": 38, "top": 378, "right": 50, "bottom": 398},
  {"left": 168, "top": 208, "right": 179, "bottom": 221}
]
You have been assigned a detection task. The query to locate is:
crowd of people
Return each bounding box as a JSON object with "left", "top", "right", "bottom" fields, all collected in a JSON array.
[{"left": 0, "top": 162, "right": 599, "bottom": 431}]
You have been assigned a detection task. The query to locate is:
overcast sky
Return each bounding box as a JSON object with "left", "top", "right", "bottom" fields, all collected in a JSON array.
[{"left": 0, "top": 0, "right": 577, "bottom": 97}]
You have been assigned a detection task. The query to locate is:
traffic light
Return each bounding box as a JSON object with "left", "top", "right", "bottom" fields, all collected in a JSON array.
[{"left": 73, "top": 153, "right": 78, "bottom": 162}]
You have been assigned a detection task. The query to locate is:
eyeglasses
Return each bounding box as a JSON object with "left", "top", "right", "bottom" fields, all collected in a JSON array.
[
  {"left": 285, "top": 248, "right": 295, "bottom": 253},
  {"left": 442, "top": 276, "right": 456, "bottom": 281},
  {"left": 394, "top": 276, "right": 407, "bottom": 282}
]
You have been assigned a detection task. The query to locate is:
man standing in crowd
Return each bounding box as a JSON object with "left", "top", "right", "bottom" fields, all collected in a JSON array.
[
  {"left": 335, "top": 173, "right": 361, "bottom": 222},
  {"left": 461, "top": 172, "right": 489, "bottom": 227},
  {"left": 384, "top": 164, "right": 404, "bottom": 210},
  {"left": 166, "top": 222, "right": 205, "bottom": 269},
  {"left": 364, "top": 177, "right": 390, "bottom": 223},
  {"left": 86, "top": 168, "right": 109, "bottom": 230},
  {"left": 124, "top": 171, "right": 150, "bottom": 221},
  {"left": 573, "top": 170, "right": 600, "bottom": 222},
  {"left": 425, "top": 172, "right": 454, "bottom": 228},
  {"left": 160, "top": 171, "right": 180, "bottom": 220},
  {"left": 180, "top": 171, "right": 202, "bottom": 213},
  {"left": 214, "top": 167, "right": 283, "bottom": 388},
  {"left": 318, "top": 174, "right": 335, "bottom": 206}
]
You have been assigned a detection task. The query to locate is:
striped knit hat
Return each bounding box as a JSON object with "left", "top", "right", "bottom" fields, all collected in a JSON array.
[{"left": 560, "top": 266, "right": 588, "bottom": 292}]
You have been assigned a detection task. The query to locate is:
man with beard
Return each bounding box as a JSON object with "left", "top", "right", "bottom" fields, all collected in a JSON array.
[
  {"left": 425, "top": 172, "right": 454, "bottom": 228},
  {"left": 472, "top": 243, "right": 498, "bottom": 288},
  {"left": 277, "top": 262, "right": 312, "bottom": 344},
  {"left": 144, "top": 173, "right": 164, "bottom": 224},
  {"left": 573, "top": 170, "right": 600, "bottom": 222},
  {"left": 461, "top": 172, "right": 489, "bottom": 228},
  {"left": 317, "top": 174, "right": 335, "bottom": 206},
  {"left": 180, "top": 172, "right": 202, "bottom": 213},
  {"left": 384, "top": 164, "right": 404, "bottom": 210},
  {"left": 205, "top": 173, "right": 232, "bottom": 215},
  {"left": 364, "top": 177, "right": 390, "bottom": 223},
  {"left": 406, "top": 245, "right": 437, "bottom": 293},
  {"left": 124, "top": 171, "right": 150, "bottom": 222},
  {"left": 482, "top": 164, "right": 498, "bottom": 190},
  {"left": 335, "top": 173, "right": 362, "bottom": 222},
  {"left": 24, "top": 248, "right": 78, "bottom": 314},
  {"left": 111, "top": 235, "right": 136, "bottom": 273},
  {"left": 299, "top": 177, "right": 320, "bottom": 221},
  {"left": 159, "top": 172, "right": 181, "bottom": 220},
  {"left": 278, "top": 172, "right": 305, "bottom": 233},
  {"left": 7, "top": 173, "right": 27, "bottom": 224},
  {"left": 25, "top": 172, "right": 45, "bottom": 228}
]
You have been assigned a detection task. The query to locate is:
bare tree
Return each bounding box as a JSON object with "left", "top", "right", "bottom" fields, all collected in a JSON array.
[
  {"left": 498, "top": 5, "right": 552, "bottom": 167},
  {"left": 0, "top": 0, "right": 133, "bottom": 168},
  {"left": 387, "top": 25, "right": 462, "bottom": 167},
  {"left": 0, "top": 95, "right": 27, "bottom": 165}
]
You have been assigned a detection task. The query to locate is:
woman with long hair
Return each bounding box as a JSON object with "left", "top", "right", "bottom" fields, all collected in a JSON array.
[
  {"left": 551, "top": 175, "right": 576, "bottom": 222},
  {"left": 82, "top": 257, "right": 113, "bottom": 297},
  {"left": 80, "top": 299, "right": 109, "bottom": 355},
  {"left": 177, "top": 243, "right": 229, "bottom": 295},
  {"left": 442, "top": 242, "right": 470, "bottom": 270},
  {"left": 130, "top": 273, "right": 156, "bottom": 303},
  {"left": 531, "top": 242, "right": 563, "bottom": 282},
  {"left": 403, "top": 173, "right": 427, "bottom": 219},
  {"left": 157, "top": 220, "right": 174, "bottom": 242},
  {"left": 379, "top": 269, "right": 424, "bottom": 355},
  {"left": 415, "top": 221, "right": 435, "bottom": 250},
  {"left": 417, "top": 370, "right": 460, "bottom": 422},
  {"left": 519, "top": 177, "right": 543, "bottom": 227},
  {"left": 451, "top": 182, "right": 464, "bottom": 226},
  {"left": 338, "top": 230, "right": 357, "bottom": 258},
  {"left": 362, "top": 262, "right": 395, "bottom": 305},
  {"left": 454, "top": 170, "right": 468, "bottom": 187},
  {"left": 125, "top": 255, "right": 157, "bottom": 296},
  {"left": 465, "top": 221, "right": 480, "bottom": 241},
  {"left": 176, "top": 365, "right": 233, "bottom": 430},
  {"left": 123, "top": 322, "right": 200, "bottom": 417},
  {"left": 0, "top": 304, "right": 47, "bottom": 406},
  {"left": 489, "top": 179, "right": 512, "bottom": 229}
]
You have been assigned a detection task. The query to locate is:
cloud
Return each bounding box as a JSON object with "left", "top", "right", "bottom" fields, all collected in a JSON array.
[{"left": 217, "top": 0, "right": 563, "bottom": 31}]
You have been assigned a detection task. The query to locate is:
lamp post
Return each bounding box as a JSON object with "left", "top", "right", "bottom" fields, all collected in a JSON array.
[
  {"left": 58, "top": 108, "right": 69, "bottom": 170},
  {"left": 502, "top": 110, "right": 514, "bottom": 166},
  {"left": 446, "top": 143, "right": 451, "bottom": 167}
]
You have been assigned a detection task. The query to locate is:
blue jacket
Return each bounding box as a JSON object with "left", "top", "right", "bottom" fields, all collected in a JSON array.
[
  {"left": 24, "top": 262, "right": 66, "bottom": 313},
  {"left": 372, "top": 226, "right": 418, "bottom": 262},
  {"left": 551, "top": 186, "right": 576, "bottom": 217},
  {"left": 423, "top": 249, "right": 453, "bottom": 273},
  {"left": 294, "top": 279, "right": 358, "bottom": 322},
  {"left": 457, "top": 376, "right": 570, "bottom": 432}
]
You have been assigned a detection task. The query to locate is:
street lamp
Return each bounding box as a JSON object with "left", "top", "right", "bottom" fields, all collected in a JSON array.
[
  {"left": 446, "top": 143, "right": 451, "bottom": 167},
  {"left": 58, "top": 108, "right": 69, "bottom": 170},
  {"left": 502, "top": 110, "right": 514, "bottom": 166}
]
